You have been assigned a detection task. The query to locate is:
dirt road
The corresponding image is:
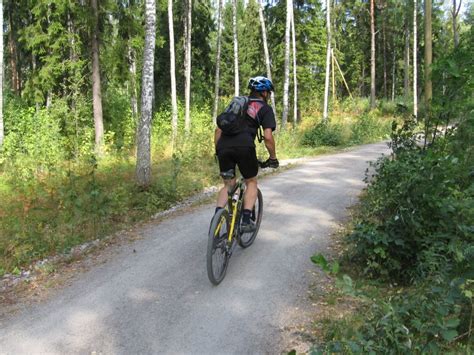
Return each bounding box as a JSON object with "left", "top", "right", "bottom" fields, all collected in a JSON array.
[{"left": 0, "top": 142, "right": 389, "bottom": 354}]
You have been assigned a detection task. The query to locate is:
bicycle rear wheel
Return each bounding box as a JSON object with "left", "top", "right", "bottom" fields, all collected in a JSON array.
[
  {"left": 207, "top": 208, "right": 231, "bottom": 285},
  {"left": 239, "top": 188, "right": 263, "bottom": 248}
]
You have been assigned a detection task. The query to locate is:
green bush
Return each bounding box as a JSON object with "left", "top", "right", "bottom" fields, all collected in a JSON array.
[
  {"left": 301, "top": 121, "right": 345, "bottom": 147},
  {"left": 350, "top": 112, "right": 389, "bottom": 145},
  {"left": 313, "top": 279, "right": 471, "bottom": 354},
  {"left": 348, "top": 121, "right": 473, "bottom": 282}
]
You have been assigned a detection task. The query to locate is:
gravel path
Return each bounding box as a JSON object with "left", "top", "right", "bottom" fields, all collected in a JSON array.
[{"left": 0, "top": 142, "right": 389, "bottom": 354}]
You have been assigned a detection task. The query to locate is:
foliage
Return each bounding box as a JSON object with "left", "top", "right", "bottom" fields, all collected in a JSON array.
[
  {"left": 310, "top": 27, "right": 474, "bottom": 349},
  {"left": 302, "top": 121, "right": 345, "bottom": 147}
]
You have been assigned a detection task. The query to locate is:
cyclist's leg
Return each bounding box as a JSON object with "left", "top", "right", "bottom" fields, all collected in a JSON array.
[
  {"left": 243, "top": 177, "right": 257, "bottom": 210},
  {"left": 217, "top": 177, "right": 236, "bottom": 208},
  {"left": 234, "top": 146, "right": 259, "bottom": 210},
  {"left": 216, "top": 148, "right": 237, "bottom": 209}
]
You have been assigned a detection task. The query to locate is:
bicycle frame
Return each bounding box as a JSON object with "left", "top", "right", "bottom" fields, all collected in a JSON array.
[{"left": 214, "top": 179, "right": 245, "bottom": 245}]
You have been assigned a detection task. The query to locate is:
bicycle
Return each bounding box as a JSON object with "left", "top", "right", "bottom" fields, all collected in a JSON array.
[{"left": 206, "top": 169, "right": 263, "bottom": 285}]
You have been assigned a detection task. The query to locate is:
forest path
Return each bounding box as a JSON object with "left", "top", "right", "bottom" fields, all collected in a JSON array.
[{"left": 0, "top": 142, "right": 389, "bottom": 354}]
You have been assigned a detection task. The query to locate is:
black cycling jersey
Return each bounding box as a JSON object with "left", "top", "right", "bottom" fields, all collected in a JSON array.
[{"left": 216, "top": 95, "right": 276, "bottom": 151}]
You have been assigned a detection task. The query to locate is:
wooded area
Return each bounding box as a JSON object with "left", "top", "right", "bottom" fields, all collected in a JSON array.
[
  {"left": 0, "top": 0, "right": 472, "bottom": 350},
  {"left": 1, "top": 0, "right": 470, "bottom": 164}
]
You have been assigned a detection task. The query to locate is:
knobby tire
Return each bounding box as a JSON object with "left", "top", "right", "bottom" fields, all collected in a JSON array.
[{"left": 207, "top": 208, "right": 231, "bottom": 285}]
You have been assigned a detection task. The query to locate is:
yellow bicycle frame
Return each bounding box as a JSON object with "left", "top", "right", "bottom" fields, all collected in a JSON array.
[{"left": 213, "top": 195, "right": 240, "bottom": 243}]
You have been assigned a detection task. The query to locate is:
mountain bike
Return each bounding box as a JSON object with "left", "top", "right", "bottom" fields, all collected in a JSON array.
[{"left": 206, "top": 170, "right": 263, "bottom": 285}]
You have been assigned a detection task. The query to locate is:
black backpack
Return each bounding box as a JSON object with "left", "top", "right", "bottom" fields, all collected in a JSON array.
[
  {"left": 216, "top": 96, "right": 264, "bottom": 142},
  {"left": 216, "top": 96, "right": 250, "bottom": 136}
]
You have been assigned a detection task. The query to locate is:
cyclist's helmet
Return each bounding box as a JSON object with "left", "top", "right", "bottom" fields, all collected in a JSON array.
[{"left": 248, "top": 76, "right": 274, "bottom": 92}]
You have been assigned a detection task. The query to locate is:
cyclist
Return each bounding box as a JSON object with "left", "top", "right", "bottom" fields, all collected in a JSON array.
[{"left": 214, "top": 76, "right": 279, "bottom": 233}]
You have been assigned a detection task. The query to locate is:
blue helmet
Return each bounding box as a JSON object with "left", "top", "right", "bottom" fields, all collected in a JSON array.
[{"left": 248, "top": 76, "right": 274, "bottom": 92}]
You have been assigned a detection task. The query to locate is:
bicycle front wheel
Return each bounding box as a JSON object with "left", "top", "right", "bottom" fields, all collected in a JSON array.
[
  {"left": 207, "top": 208, "right": 231, "bottom": 285},
  {"left": 239, "top": 188, "right": 263, "bottom": 248}
]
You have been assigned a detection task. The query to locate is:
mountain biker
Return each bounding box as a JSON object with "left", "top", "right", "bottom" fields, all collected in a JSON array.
[{"left": 214, "top": 76, "right": 279, "bottom": 233}]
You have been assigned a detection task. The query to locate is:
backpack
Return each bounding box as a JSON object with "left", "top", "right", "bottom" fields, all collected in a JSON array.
[
  {"left": 217, "top": 96, "right": 265, "bottom": 142},
  {"left": 216, "top": 96, "right": 249, "bottom": 136}
]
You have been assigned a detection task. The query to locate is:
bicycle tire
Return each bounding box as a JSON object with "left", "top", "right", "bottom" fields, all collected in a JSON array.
[
  {"left": 207, "top": 208, "right": 231, "bottom": 285},
  {"left": 238, "top": 188, "right": 263, "bottom": 248}
]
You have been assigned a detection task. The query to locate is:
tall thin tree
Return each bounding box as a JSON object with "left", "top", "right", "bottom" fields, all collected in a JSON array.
[
  {"left": 281, "top": 0, "right": 292, "bottom": 129},
  {"left": 323, "top": 0, "right": 331, "bottom": 122},
  {"left": 370, "top": 0, "right": 376, "bottom": 109},
  {"left": 232, "top": 0, "right": 239, "bottom": 96},
  {"left": 404, "top": 17, "right": 410, "bottom": 101},
  {"left": 184, "top": 0, "right": 192, "bottom": 135},
  {"left": 452, "top": 0, "right": 462, "bottom": 48},
  {"left": 136, "top": 0, "right": 156, "bottom": 188},
  {"left": 212, "top": 0, "right": 224, "bottom": 124},
  {"left": 413, "top": 0, "right": 418, "bottom": 119},
  {"left": 424, "top": 0, "right": 432, "bottom": 106},
  {"left": 258, "top": 0, "right": 276, "bottom": 115},
  {"left": 0, "top": 0, "right": 3, "bottom": 147},
  {"left": 91, "top": 0, "right": 104, "bottom": 155},
  {"left": 168, "top": 0, "right": 178, "bottom": 143},
  {"left": 291, "top": 2, "right": 298, "bottom": 125}
]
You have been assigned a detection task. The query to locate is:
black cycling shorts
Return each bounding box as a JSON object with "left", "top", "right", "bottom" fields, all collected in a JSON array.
[{"left": 217, "top": 147, "right": 258, "bottom": 179}]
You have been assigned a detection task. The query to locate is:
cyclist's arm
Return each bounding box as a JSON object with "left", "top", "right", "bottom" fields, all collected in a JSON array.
[
  {"left": 214, "top": 127, "right": 222, "bottom": 152},
  {"left": 263, "top": 128, "right": 276, "bottom": 159}
]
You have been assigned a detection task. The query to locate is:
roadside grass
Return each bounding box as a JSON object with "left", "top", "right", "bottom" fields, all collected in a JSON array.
[{"left": 0, "top": 100, "right": 396, "bottom": 275}]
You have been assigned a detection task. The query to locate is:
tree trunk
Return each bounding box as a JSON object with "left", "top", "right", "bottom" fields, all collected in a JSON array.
[
  {"left": 0, "top": 0, "right": 3, "bottom": 147},
  {"left": 452, "top": 0, "right": 461, "bottom": 48},
  {"left": 281, "top": 0, "right": 292, "bottom": 129},
  {"left": 391, "top": 48, "right": 396, "bottom": 101},
  {"left": 136, "top": 0, "right": 156, "bottom": 188},
  {"left": 91, "top": 0, "right": 104, "bottom": 155},
  {"left": 370, "top": 0, "right": 376, "bottom": 109},
  {"left": 424, "top": 0, "right": 432, "bottom": 106},
  {"left": 404, "top": 22, "right": 410, "bottom": 101},
  {"left": 382, "top": 11, "right": 387, "bottom": 99},
  {"left": 232, "top": 0, "right": 239, "bottom": 96},
  {"left": 184, "top": 0, "right": 192, "bottom": 135},
  {"left": 168, "top": 0, "right": 178, "bottom": 142},
  {"left": 323, "top": 0, "right": 331, "bottom": 121},
  {"left": 258, "top": 0, "right": 276, "bottom": 116},
  {"left": 413, "top": 0, "right": 418, "bottom": 119},
  {"left": 212, "top": 0, "right": 223, "bottom": 125},
  {"left": 128, "top": 46, "right": 138, "bottom": 118},
  {"left": 7, "top": 0, "right": 19, "bottom": 95},
  {"left": 291, "top": 3, "right": 298, "bottom": 125}
]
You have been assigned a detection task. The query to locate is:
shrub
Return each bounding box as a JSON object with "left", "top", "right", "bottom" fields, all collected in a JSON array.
[{"left": 301, "top": 121, "right": 345, "bottom": 147}]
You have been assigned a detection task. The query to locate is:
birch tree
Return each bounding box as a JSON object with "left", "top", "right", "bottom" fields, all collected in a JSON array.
[
  {"left": 323, "top": 0, "right": 331, "bottom": 122},
  {"left": 258, "top": 0, "right": 276, "bottom": 115},
  {"left": 424, "top": 0, "right": 432, "bottom": 106},
  {"left": 168, "top": 0, "right": 178, "bottom": 142},
  {"left": 91, "top": 0, "right": 104, "bottom": 155},
  {"left": 404, "top": 19, "right": 410, "bottom": 101},
  {"left": 291, "top": 3, "right": 298, "bottom": 125},
  {"left": 281, "top": 0, "right": 292, "bottom": 129},
  {"left": 413, "top": 0, "right": 418, "bottom": 119},
  {"left": 0, "top": 0, "right": 3, "bottom": 147},
  {"left": 370, "top": 0, "right": 376, "bottom": 109},
  {"left": 452, "top": 0, "right": 462, "bottom": 48},
  {"left": 232, "top": 0, "right": 239, "bottom": 96},
  {"left": 212, "top": 0, "right": 223, "bottom": 124},
  {"left": 136, "top": 0, "right": 156, "bottom": 188},
  {"left": 184, "top": 0, "right": 192, "bottom": 135}
]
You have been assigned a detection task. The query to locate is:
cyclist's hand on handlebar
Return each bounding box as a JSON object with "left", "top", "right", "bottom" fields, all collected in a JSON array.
[{"left": 259, "top": 158, "right": 279, "bottom": 169}]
